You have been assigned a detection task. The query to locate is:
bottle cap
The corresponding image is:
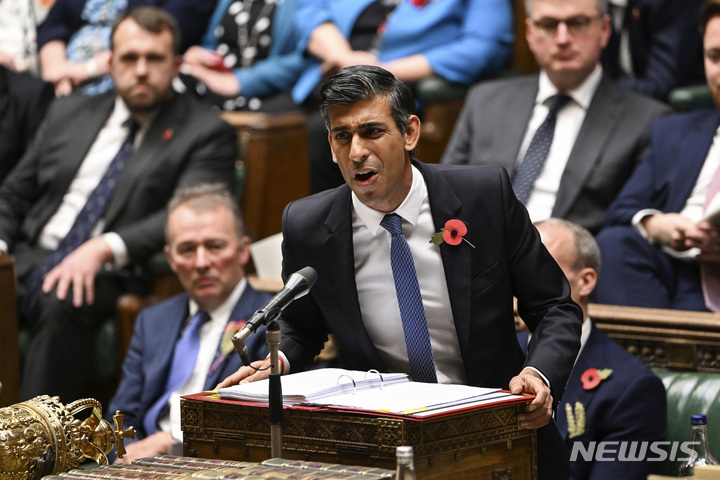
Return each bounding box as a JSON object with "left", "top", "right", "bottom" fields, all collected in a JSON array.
[
  {"left": 396, "top": 446, "right": 414, "bottom": 458},
  {"left": 692, "top": 414, "right": 708, "bottom": 425}
]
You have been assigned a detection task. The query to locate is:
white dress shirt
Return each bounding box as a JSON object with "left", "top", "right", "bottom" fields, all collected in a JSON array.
[
  {"left": 517, "top": 66, "right": 603, "bottom": 223},
  {"left": 351, "top": 165, "right": 465, "bottom": 384}
]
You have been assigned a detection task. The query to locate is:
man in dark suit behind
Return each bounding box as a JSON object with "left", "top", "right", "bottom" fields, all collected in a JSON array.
[
  {"left": 0, "top": 6, "right": 238, "bottom": 401},
  {"left": 0, "top": 65, "right": 55, "bottom": 183},
  {"left": 536, "top": 218, "right": 666, "bottom": 480},
  {"left": 108, "top": 184, "right": 270, "bottom": 463},
  {"left": 592, "top": 0, "right": 720, "bottom": 312},
  {"left": 219, "top": 65, "right": 583, "bottom": 479},
  {"left": 442, "top": 0, "right": 669, "bottom": 234}
]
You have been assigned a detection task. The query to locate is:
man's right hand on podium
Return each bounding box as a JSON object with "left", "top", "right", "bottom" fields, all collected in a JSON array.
[{"left": 216, "top": 359, "right": 272, "bottom": 388}]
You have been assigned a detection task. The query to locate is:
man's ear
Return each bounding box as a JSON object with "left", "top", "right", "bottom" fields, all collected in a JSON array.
[
  {"left": 328, "top": 131, "right": 339, "bottom": 164},
  {"left": 404, "top": 115, "right": 421, "bottom": 152},
  {"left": 239, "top": 236, "right": 251, "bottom": 267},
  {"left": 578, "top": 267, "right": 597, "bottom": 299}
]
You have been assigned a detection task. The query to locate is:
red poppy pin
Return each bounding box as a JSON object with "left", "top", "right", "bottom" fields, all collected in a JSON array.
[
  {"left": 163, "top": 128, "right": 173, "bottom": 141},
  {"left": 411, "top": 0, "right": 434, "bottom": 6},
  {"left": 580, "top": 368, "right": 613, "bottom": 390},
  {"left": 430, "top": 219, "right": 475, "bottom": 248}
]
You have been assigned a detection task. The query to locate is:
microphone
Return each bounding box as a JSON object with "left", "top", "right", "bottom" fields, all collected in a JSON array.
[{"left": 232, "top": 266, "right": 318, "bottom": 366}]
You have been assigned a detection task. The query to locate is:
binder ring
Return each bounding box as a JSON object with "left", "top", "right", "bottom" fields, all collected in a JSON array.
[
  {"left": 365, "top": 369, "right": 384, "bottom": 390},
  {"left": 336, "top": 374, "right": 357, "bottom": 394}
]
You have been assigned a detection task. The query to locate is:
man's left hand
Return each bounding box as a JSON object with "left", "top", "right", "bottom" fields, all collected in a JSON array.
[
  {"left": 113, "top": 431, "right": 173, "bottom": 464},
  {"left": 42, "top": 237, "right": 114, "bottom": 307},
  {"left": 510, "top": 368, "right": 553, "bottom": 429}
]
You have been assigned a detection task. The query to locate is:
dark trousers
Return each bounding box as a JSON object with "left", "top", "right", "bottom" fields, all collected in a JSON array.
[{"left": 592, "top": 225, "right": 707, "bottom": 311}]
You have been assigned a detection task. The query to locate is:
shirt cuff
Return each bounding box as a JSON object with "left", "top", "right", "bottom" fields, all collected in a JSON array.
[
  {"left": 524, "top": 366, "right": 550, "bottom": 389},
  {"left": 266, "top": 351, "right": 291, "bottom": 375},
  {"left": 631, "top": 209, "right": 663, "bottom": 240},
  {"left": 102, "top": 232, "right": 129, "bottom": 268},
  {"left": 0, "top": 239, "right": 7, "bottom": 253}
]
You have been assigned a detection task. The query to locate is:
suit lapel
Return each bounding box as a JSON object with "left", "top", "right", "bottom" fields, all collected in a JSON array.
[
  {"left": 501, "top": 79, "right": 539, "bottom": 174},
  {"left": 553, "top": 75, "right": 621, "bottom": 218},
  {"left": 105, "top": 94, "right": 186, "bottom": 224},
  {"left": 415, "top": 162, "right": 472, "bottom": 356},
  {"left": 558, "top": 323, "right": 606, "bottom": 443},
  {"left": 668, "top": 110, "right": 720, "bottom": 210},
  {"left": 56, "top": 94, "right": 115, "bottom": 198}
]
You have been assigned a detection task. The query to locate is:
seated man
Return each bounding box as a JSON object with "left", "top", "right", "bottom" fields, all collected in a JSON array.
[
  {"left": 108, "top": 183, "right": 271, "bottom": 462},
  {"left": 0, "top": 65, "right": 55, "bottom": 182},
  {"left": 0, "top": 6, "right": 238, "bottom": 402},
  {"left": 536, "top": 218, "right": 667, "bottom": 480},
  {"left": 593, "top": 0, "right": 720, "bottom": 312},
  {"left": 442, "top": 0, "right": 669, "bottom": 234},
  {"left": 603, "top": 0, "right": 705, "bottom": 102}
]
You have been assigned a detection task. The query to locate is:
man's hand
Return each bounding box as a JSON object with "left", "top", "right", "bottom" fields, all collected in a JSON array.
[
  {"left": 216, "top": 359, "right": 272, "bottom": 389},
  {"left": 510, "top": 368, "right": 553, "bottom": 429},
  {"left": 686, "top": 221, "right": 720, "bottom": 263},
  {"left": 42, "top": 237, "right": 114, "bottom": 307},
  {"left": 113, "top": 431, "right": 173, "bottom": 464},
  {"left": 642, "top": 213, "right": 697, "bottom": 251}
]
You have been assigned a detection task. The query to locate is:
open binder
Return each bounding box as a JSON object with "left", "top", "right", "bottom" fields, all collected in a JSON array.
[{"left": 216, "top": 368, "right": 530, "bottom": 418}]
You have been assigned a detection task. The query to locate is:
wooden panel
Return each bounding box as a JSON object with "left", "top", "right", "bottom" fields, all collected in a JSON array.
[
  {"left": 589, "top": 303, "right": 720, "bottom": 372},
  {"left": 0, "top": 255, "right": 19, "bottom": 406},
  {"left": 221, "top": 111, "right": 309, "bottom": 242},
  {"left": 511, "top": 0, "right": 538, "bottom": 75},
  {"left": 182, "top": 394, "right": 537, "bottom": 480}
]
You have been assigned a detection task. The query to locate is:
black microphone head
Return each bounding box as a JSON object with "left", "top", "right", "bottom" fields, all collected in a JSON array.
[{"left": 284, "top": 266, "right": 318, "bottom": 301}]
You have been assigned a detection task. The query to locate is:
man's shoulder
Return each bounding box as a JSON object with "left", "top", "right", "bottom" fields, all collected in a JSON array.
[
  {"left": 466, "top": 74, "right": 536, "bottom": 101},
  {"left": 137, "top": 292, "right": 188, "bottom": 320},
  {"left": 588, "top": 325, "right": 662, "bottom": 384}
]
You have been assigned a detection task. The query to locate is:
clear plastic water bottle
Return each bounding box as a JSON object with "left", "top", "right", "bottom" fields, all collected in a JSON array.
[
  {"left": 395, "top": 445, "right": 417, "bottom": 480},
  {"left": 679, "top": 414, "right": 719, "bottom": 477}
]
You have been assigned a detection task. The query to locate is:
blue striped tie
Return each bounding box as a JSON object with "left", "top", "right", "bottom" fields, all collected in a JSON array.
[
  {"left": 512, "top": 94, "right": 572, "bottom": 204},
  {"left": 380, "top": 214, "right": 437, "bottom": 383},
  {"left": 143, "top": 309, "right": 210, "bottom": 435}
]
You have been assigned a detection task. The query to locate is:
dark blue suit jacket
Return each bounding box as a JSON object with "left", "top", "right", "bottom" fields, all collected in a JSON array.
[
  {"left": 603, "top": 108, "right": 720, "bottom": 228},
  {"left": 556, "top": 322, "right": 667, "bottom": 480},
  {"left": 603, "top": 0, "right": 705, "bottom": 101},
  {"left": 107, "top": 284, "right": 271, "bottom": 439}
]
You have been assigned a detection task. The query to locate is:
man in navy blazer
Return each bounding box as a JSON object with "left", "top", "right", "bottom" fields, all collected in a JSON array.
[
  {"left": 108, "top": 184, "right": 271, "bottom": 462},
  {"left": 603, "top": 0, "right": 705, "bottom": 102},
  {"left": 220, "top": 65, "right": 583, "bottom": 479},
  {"left": 442, "top": 0, "right": 669, "bottom": 235},
  {"left": 593, "top": 0, "right": 720, "bottom": 312},
  {"left": 536, "top": 218, "right": 666, "bottom": 480}
]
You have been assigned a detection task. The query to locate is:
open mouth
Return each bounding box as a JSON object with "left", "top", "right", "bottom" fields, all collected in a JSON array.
[{"left": 353, "top": 170, "right": 377, "bottom": 185}]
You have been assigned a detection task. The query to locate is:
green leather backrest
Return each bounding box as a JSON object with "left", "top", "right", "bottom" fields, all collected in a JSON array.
[{"left": 655, "top": 370, "right": 720, "bottom": 475}]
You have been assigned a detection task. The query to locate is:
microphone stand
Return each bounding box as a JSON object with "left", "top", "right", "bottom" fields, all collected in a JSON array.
[{"left": 266, "top": 321, "right": 283, "bottom": 458}]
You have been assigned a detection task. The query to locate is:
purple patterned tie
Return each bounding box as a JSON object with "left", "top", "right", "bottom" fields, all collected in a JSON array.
[
  {"left": 380, "top": 214, "right": 437, "bottom": 383},
  {"left": 143, "top": 309, "right": 210, "bottom": 436}
]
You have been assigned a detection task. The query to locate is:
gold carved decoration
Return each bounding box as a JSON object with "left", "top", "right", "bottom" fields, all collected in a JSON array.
[{"left": 0, "top": 396, "right": 135, "bottom": 480}]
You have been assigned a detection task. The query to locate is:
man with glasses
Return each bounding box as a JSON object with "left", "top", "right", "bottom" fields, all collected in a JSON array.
[{"left": 442, "top": 0, "right": 668, "bottom": 235}]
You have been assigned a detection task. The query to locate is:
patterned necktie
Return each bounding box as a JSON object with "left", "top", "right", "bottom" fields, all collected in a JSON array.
[
  {"left": 702, "top": 165, "right": 720, "bottom": 312},
  {"left": 512, "top": 94, "right": 572, "bottom": 204},
  {"left": 380, "top": 214, "right": 437, "bottom": 383},
  {"left": 21, "top": 120, "right": 138, "bottom": 314},
  {"left": 143, "top": 309, "right": 211, "bottom": 436}
]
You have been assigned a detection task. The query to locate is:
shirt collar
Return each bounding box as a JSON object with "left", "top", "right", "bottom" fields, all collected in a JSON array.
[
  {"left": 537, "top": 65, "right": 603, "bottom": 111},
  {"left": 351, "top": 164, "right": 427, "bottom": 235},
  {"left": 188, "top": 276, "right": 248, "bottom": 326}
]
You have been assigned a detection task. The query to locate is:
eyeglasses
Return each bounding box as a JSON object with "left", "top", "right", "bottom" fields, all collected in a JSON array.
[{"left": 530, "top": 14, "right": 604, "bottom": 37}]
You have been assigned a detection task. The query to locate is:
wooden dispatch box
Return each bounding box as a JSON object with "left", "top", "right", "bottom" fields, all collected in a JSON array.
[{"left": 181, "top": 392, "right": 537, "bottom": 480}]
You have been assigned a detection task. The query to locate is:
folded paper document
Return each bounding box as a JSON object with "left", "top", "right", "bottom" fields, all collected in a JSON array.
[{"left": 217, "top": 368, "right": 526, "bottom": 417}]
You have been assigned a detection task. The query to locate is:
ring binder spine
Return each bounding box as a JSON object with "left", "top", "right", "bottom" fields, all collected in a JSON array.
[
  {"left": 336, "top": 375, "right": 357, "bottom": 394},
  {"left": 364, "top": 370, "right": 384, "bottom": 390}
]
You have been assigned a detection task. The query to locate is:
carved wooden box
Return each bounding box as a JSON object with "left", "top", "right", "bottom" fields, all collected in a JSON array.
[{"left": 181, "top": 393, "right": 537, "bottom": 480}]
